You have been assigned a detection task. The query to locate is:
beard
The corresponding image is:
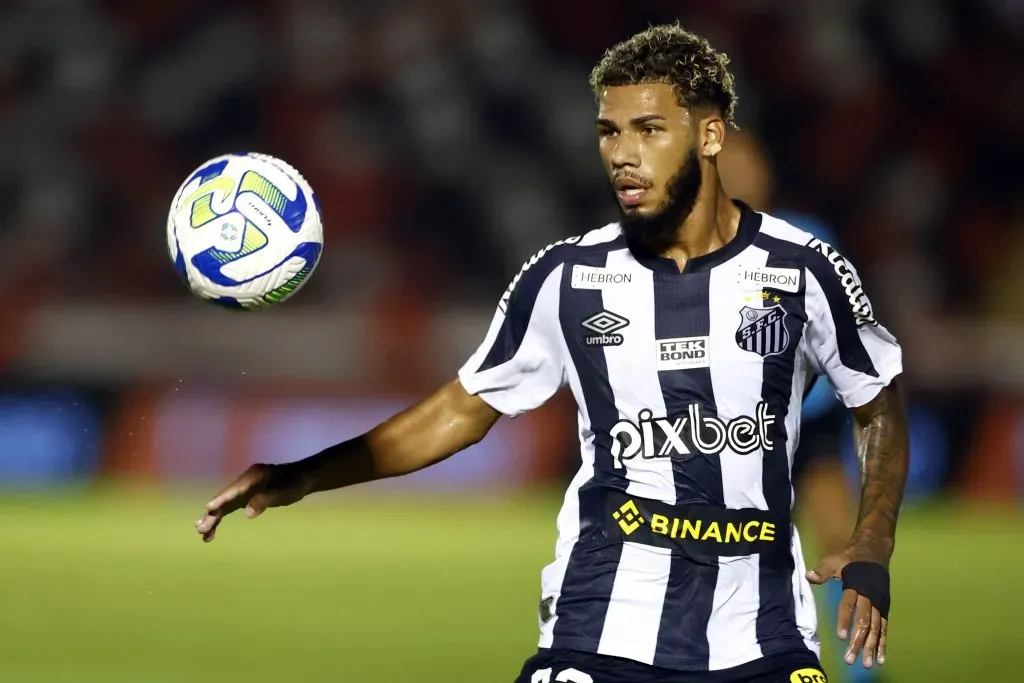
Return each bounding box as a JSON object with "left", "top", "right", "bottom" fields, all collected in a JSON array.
[{"left": 618, "top": 149, "right": 703, "bottom": 253}]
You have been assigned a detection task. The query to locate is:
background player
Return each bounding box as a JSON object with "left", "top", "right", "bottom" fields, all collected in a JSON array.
[
  {"left": 195, "top": 23, "right": 908, "bottom": 683},
  {"left": 719, "top": 131, "right": 884, "bottom": 683}
]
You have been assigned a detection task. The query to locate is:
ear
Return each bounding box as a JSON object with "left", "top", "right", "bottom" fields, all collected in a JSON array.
[{"left": 701, "top": 116, "right": 725, "bottom": 158}]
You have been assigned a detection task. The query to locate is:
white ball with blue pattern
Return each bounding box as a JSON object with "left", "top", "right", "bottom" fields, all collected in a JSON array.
[{"left": 167, "top": 152, "right": 323, "bottom": 309}]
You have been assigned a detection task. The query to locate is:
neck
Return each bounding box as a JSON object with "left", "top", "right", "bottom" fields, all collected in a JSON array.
[{"left": 660, "top": 184, "right": 741, "bottom": 272}]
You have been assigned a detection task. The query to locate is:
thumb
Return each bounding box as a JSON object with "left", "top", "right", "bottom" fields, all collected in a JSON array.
[
  {"left": 245, "top": 492, "right": 271, "bottom": 519},
  {"left": 806, "top": 557, "right": 835, "bottom": 584}
]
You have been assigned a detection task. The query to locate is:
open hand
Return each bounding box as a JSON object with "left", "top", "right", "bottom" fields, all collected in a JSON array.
[
  {"left": 194, "top": 463, "right": 309, "bottom": 542},
  {"left": 807, "top": 551, "right": 888, "bottom": 669}
]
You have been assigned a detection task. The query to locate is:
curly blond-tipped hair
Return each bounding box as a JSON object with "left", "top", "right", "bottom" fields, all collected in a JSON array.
[{"left": 589, "top": 23, "right": 738, "bottom": 128}]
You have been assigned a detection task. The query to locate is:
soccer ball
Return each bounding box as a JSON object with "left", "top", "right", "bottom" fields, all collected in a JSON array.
[{"left": 167, "top": 152, "right": 323, "bottom": 309}]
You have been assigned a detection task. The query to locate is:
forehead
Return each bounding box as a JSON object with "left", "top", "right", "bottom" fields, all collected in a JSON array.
[{"left": 597, "top": 83, "right": 684, "bottom": 120}]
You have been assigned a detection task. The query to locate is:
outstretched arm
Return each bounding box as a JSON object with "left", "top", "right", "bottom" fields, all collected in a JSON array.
[
  {"left": 300, "top": 378, "right": 501, "bottom": 492},
  {"left": 196, "top": 239, "right": 572, "bottom": 541},
  {"left": 195, "top": 379, "right": 500, "bottom": 541}
]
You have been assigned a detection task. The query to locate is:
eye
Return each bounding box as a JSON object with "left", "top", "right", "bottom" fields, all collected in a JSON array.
[{"left": 641, "top": 125, "right": 661, "bottom": 135}]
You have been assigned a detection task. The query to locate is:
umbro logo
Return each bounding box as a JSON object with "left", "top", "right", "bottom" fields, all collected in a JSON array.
[{"left": 581, "top": 310, "right": 629, "bottom": 347}]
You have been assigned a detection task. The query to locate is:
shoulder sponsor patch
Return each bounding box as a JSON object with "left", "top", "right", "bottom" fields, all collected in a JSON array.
[
  {"left": 806, "top": 237, "right": 877, "bottom": 327},
  {"left": 737, "top": 266, "right": 801, "bottom": 293},
  {"left": 571, "top": 264, "right": 633, "bottom": 289}
]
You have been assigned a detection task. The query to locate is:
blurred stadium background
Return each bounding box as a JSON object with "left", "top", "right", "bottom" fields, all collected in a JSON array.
[{"left": 0, "top": 1, "right": 1022, "bottom": 681}]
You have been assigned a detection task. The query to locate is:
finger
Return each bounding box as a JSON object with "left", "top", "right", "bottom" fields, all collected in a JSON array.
[
  {"left": 206, "top": 482, "right": 252, "bottom": 516},
  {"left": 877, "top": 617, "right": 888, "bottom": 665},
  {"left": 845, "top": 595, "right": 873, "bottom": 665},
  {"left": 836, "top": 588, "right": 858, "bottom": 640},
  {"left": 245, "top": 492, "right": 271, "bottom": 519},
  {"left": 195, "top": 513, "right": 216, "bottom": 535},
  {"left": 806, "top": 557, "right": 838, "bottom": 584},
  {"left": 861, "top": 606, "right": 882, "bottom": 668},
  {"left": 205, "top": 466, "right": 265, "bottom": 514},
  {"left": 195, "top": 513, "right": 222, "bottom": 542},
  {"left": 203, "top": 516, "right": 222, "bottom": 543},
  {"left": 805, "top": 569, "right": 826, "bottom": 584}
]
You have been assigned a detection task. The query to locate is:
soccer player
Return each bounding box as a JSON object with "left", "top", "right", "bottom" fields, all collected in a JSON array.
[{"left": 195, "top": 24, "right": 909, "bottom": 683}]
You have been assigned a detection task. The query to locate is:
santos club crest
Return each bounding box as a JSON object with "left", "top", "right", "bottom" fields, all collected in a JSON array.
[{"left": 735, "top": 305, "right": 790, "bottom": 357}]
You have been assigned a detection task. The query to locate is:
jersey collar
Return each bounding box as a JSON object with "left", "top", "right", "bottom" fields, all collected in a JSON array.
[{"left": 624, "top": 200, "right": 762, "bottom": 275}]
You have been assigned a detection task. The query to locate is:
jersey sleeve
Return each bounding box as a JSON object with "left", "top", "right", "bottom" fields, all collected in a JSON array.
[
  {"left": 457, "top": 257, "right": 567, "bottom": 418},
  {"left": 803, "top": 239, "right": 903, "bottom": 409}
]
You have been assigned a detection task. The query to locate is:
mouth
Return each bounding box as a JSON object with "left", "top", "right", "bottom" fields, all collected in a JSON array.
[{"left": 614, "top": 177, "right": 650, "bottom": 207}]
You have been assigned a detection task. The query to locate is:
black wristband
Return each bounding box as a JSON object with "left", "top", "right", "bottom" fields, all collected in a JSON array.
[{"left": 841, "top": 561, "right": 891, "bottom": 619}]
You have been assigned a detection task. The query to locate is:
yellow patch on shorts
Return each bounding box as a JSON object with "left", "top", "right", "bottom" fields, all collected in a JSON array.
[{"left": 789, "top": 668, "right": 827, "bottom": 683}]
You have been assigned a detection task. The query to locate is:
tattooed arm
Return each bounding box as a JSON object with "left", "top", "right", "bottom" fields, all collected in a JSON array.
[
  {"left": 800, "top": 241, "right": 909, "bottom": 670},
  {"left": 805, "top": 375, "right": 909, "bottom": 670},
  {"left": 847, "top": 375, "right": 910, "bottom": 567}
]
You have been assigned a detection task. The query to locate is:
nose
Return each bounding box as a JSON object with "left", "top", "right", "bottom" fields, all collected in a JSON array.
[{"left": 609, "top": 133, "right": 640, "bottom": 169}]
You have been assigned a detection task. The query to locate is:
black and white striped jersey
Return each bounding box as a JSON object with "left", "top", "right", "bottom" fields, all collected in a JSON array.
[{"left": 458, "top": 201, "right": 903, "bottom": 672}]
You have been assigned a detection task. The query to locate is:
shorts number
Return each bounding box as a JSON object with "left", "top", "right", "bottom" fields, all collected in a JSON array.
[{"left": 531, "top": 668, "right": 594, "bottom": 683}]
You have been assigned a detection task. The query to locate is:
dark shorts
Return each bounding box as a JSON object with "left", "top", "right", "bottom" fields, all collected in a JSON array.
[
  {"left": 792, "top": 403, "right": 848, "bottom": 485},
  {"left": 514, "top": 648, "right": 828, "bottom": 683}
]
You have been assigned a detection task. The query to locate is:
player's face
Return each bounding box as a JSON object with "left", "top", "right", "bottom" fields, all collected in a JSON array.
[{"left": 596, "top": 83, "right": 704, "bottom": 248}]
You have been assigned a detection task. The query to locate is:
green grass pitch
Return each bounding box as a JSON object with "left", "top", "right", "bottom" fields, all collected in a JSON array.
[{"left": 0, "top": 487, "right": 1020, "bottom": 683}]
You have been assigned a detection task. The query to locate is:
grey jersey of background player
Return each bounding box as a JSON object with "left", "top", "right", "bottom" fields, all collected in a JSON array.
[{"left": 194, "top": 22, "right": 910, "bottom": 679}]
